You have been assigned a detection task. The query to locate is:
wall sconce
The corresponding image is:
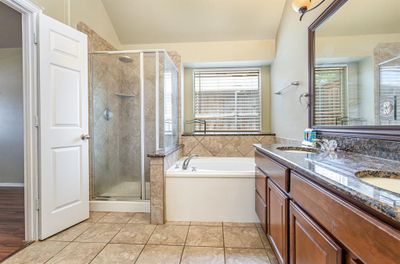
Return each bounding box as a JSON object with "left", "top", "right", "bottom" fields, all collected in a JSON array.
[{"left": 292, "top": 0, "right": 326, "bottom": 21}]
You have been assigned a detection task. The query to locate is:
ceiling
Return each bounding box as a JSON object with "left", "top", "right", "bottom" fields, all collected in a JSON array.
[
  {"left": 101, "top": 0, "right": 286, "bottom": 44},
  {"left": 317, "top": 0, "right": 400, "bottom": 37}
]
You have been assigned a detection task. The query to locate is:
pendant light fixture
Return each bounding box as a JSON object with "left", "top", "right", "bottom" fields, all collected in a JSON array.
[{"left": 292, "top": 0, "right": 326, "bottom": 21}]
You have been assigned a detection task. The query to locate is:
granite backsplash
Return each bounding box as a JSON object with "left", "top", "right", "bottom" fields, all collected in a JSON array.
[{"left": 318, "top": 135, "right": 400, "bottom": 161}]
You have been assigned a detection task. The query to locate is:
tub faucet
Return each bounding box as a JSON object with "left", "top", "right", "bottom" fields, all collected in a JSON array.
[{"left": 182, "top": 154, "right": 198, "bottom": 170}]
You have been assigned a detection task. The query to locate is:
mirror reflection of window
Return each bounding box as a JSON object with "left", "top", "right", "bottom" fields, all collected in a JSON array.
[
  {"left": 314, "top": 0, "right": 400, "bottom": 126},
  {"left": 314, "top": 67, "right": 347, "bottom": 126}
]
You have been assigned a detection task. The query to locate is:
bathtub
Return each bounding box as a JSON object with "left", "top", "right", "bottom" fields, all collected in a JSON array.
[{"left": 165, "top": 157, "right": 258, "bottom": 222}]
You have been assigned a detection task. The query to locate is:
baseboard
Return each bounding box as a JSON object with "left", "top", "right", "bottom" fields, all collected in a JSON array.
[
  {"left": 90, "top": 200, "right": 150, "bottom": 213},
  {"left": 0, "top": 183, "right": 24, "bottom": 187}
]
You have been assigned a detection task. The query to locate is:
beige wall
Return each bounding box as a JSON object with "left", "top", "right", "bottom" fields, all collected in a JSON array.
[
  {"left": 0, "top": 48, "right": 24, "bottom": 184},
  {"left": 122, "top": 40, "right": 275, "bottom": 65},
  {"left": 183, "top": 66, "right": 271, "bottom": 134},
  {"left": 316, "top": 33, "right": 400, "bottom": 59},
  {"left": 33, "top": 0, "right": 121, "bottom": 48},
  {"left": 270, "top": 0, "right": 335, "bottom": 140}
]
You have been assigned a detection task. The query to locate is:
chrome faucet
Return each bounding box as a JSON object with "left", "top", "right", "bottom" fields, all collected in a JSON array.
[
  {"left": 313, "top": 139, "right": 337, "bottom": 152},
  {"left": 182, "top": 154, "right": 198, "bottom": 170}
]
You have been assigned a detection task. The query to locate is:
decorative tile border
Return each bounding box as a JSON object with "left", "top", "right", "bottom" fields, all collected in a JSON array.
[{"left": 181, "top": 135, "right": 275, "bottom": 157}]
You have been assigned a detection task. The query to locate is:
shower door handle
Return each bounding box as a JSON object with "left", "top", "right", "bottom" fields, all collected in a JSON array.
[{"left": 81, "top": 134, "right": 91, "bottom": 140}]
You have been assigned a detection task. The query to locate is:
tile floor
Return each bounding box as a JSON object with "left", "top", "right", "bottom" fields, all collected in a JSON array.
[{"left": 3, "top": 212, "right": 279, "bottom": 264}]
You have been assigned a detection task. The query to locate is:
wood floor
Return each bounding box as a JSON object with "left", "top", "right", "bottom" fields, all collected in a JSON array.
[{"left": 0, "top": 187, "right": 25, "bottom": 262}]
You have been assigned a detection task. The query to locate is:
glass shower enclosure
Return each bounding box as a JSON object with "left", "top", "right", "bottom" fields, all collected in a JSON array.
[{"left": 90, "top": 50, "right": 179, "bottom": 201}]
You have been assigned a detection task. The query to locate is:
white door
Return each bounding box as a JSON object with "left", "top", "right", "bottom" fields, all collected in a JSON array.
[{"left": 38, "top": 14, "right": 89, "bottom": 239}]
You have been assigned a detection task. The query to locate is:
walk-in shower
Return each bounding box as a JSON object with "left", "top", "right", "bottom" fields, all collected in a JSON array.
[{"left": 90, "top": 50, "right": 179, "bottom": 202}]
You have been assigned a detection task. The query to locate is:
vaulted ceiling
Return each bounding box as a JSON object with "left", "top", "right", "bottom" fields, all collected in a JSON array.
[{"left": 101, "top": 0, "right": 286, "bottom": 44}]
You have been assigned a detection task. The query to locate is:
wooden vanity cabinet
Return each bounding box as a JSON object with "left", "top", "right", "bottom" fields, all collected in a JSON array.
[
  {"left": 289, "top": 201, "right": 342, "bottom": 264},
  {"left": 255, "top": 149, "right": 400, "bottom": 264},
  {"left": 256, "top": 151, "right": 290, "bottom": 192},
  {"left": 291, "top": 172, "right": 400, "bottom": 264},
  {"left": 255, "top": 168, "right": 267, "bottom": 231},
  {"left": 267, "top": 180, "right": 289, "bottom": 264}
]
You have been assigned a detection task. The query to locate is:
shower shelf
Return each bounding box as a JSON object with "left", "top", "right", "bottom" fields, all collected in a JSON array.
[{"left": 114, "top": 93, "right": 136, "bottom": 97}]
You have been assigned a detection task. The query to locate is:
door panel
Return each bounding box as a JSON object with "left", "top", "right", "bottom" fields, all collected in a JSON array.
[
  {"left": 290, "top": 202, "right": 342, "bottom": 264},
  {"left": 39, "top": 14, "right": 88, "bottom": 239},
  {"left": 267, "top": 180, "right": 289, "bottom": 264}
]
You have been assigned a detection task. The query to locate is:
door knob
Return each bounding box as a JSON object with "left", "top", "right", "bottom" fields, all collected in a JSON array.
[{"left": 81, "top": 134, "right": 91, "bottom": 140}]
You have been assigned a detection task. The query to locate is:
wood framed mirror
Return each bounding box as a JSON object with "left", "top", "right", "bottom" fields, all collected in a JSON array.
[{"left": 309, "top": 0, "right": 400, "bottom": 140}]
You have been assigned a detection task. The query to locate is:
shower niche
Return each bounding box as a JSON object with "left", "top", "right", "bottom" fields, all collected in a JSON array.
[{"left": 90, "top": 50, "right": 179, "bottom": 201}]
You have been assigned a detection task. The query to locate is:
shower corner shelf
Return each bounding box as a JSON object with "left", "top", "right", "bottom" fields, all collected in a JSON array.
[{"left": 114, "top": 92, "right": 136, "bottom": 98}]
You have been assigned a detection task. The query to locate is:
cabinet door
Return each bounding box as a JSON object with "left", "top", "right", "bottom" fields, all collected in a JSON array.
[
  {"left": 255, "top": 191, "right": 267, "bottom": 232},
  {"left": 267, "top": 181, "right": 289, "bottom": 264},
  {"left": 290, "top": 202, "right": 342, "bottom": 264}
]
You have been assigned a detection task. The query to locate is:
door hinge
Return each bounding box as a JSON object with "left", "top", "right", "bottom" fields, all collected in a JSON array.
[
  {"left": 33, "top": 32, "right": 38, "bottom": 45},
  {"left": 33, "top": 116, "right": 39, "bottom": 127},
  {"left": 36, "top": 198, "right": 40, "bottom": 211}
]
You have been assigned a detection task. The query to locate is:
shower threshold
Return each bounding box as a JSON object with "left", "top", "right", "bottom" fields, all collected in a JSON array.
[{"left": 93, "top": 196, "right": 142, "bottom": 201}]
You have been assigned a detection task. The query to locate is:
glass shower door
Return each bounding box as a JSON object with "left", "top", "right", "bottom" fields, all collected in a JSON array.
[{"left": 91, "top": 52, "right": 143, "bottom": 200}]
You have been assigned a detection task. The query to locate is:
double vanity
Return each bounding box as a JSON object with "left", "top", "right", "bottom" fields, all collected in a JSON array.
[{"left": 254, "top": 144, "right": 400, "bottom": 264}]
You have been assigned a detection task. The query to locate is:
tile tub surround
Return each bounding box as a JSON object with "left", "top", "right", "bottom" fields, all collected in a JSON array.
[
  {"left": 149, "top": 146, "right": 183, "bottom": 224},
  {"left": 318, "top": 135, "right": 400, "bottom": 161},
  {"left": 4, "top": 212, "right": 278, "bottom": 264},
  {"left": 255, "top": 144, "right": 400, "bottom": 224},
  {"left": 181, "top": 134, "right": 275, "bottom": 157}
]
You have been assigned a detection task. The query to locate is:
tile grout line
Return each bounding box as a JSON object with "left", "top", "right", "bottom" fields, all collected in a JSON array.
[
  {"left": 133, "top": 222, "right": 158, "bottom": 264},
  {"left": 222, "top": 222, "right": 227, "bottom": 264},
  {"left": 43, "top": 240, "right": 72, "bottom": 264},
  {"left": 80, "top": 213, "right": 130, "bottom": 264},
  {"left": 178, "top": 224, "right": 190, "bottom": 264}
]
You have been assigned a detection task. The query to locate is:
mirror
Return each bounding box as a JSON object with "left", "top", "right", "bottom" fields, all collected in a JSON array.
[{"left": 312, "top": 0, "right": 400, "bottom": 127}]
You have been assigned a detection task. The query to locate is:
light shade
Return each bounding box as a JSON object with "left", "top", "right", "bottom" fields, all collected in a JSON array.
[{"left": 292, "top": 0, "right": 312, "bottom": 13}]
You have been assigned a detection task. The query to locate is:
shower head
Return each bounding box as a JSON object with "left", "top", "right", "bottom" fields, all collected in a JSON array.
[{"left": 119, "top": 55, "right": 133, "bottom": 63}]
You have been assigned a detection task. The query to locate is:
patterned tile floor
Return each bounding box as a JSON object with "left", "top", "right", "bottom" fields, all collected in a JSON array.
[{"left": 3, "top": 212, "right": 278, "bottom": 264}]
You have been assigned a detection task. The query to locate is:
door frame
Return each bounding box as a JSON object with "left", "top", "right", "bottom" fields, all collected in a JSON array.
[{"left": 0, "top": 0, "right": 41, "bottom": 241}]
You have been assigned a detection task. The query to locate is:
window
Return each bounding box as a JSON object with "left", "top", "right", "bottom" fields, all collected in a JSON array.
[
  {"left": 314, "top": 67, "right": 347, "bottom": 125},
  {"left": 193, "top": 68, "right": 261, "bottom": 133}
]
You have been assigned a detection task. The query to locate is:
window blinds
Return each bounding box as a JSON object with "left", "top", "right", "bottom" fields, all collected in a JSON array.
[
  {"left": 193, "top": 69, "right": 261, "bottom": 132},
  {"left": 314, "top": 67, "right": 347, "bottom": 125}
]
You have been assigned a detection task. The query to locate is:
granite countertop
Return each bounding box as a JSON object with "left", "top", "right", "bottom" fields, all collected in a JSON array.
[{"left": 254, "top": 144, "right": 400, "bottom": 225}]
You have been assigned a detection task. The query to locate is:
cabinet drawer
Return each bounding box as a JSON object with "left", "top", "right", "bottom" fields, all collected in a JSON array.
[
  {"left": 290, "top": 201, "right": 342, "bottom": 264},
  {"left": 256, "top": 167, "right": 267, "bottom": 203},
  {"left": 255, "top": 191, "right": 267, "bottom": 232},
  {"left": 256, "top": 150, "right": 290, "bottom": 192},
  {"left": 291, "top": 172, "right": 400, "bottom": 264},
  {"left": 267, "top": 180, "right": 289, "bottom": 264}
]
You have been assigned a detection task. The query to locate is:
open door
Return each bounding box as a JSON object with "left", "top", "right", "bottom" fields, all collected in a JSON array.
[{"left": 38, "top": 14, "right": 89, "bottom": 239}]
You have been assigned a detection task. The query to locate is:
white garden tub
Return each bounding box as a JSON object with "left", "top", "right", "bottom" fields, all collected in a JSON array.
[{"left": 165, "top": 157, "right": 258, "bottom": 222}]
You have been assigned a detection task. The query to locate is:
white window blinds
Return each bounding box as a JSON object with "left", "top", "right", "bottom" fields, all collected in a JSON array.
[
  {"left": 193, "top": 69, "right": 261, "bottom": 133},
  {"left": 314, "top": 67, "right": 347, "bottom": 125}
]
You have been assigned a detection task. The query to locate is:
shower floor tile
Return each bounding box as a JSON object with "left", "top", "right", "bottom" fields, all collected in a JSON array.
[{"left": 99, "top": 181, "right": 150, "bottom": 199}]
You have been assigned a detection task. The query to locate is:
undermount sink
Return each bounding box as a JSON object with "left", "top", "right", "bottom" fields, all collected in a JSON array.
[
  {"left": 355, "top": 170, "right": 400, "bottom": 194},
  {"left": 276, "top": 146, "right": 319, "bottom": 154}
]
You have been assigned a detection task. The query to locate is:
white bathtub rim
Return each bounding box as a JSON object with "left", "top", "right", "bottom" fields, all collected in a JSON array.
[{"left": 166, "top": 171, "right": 255, "bottom": 178}]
